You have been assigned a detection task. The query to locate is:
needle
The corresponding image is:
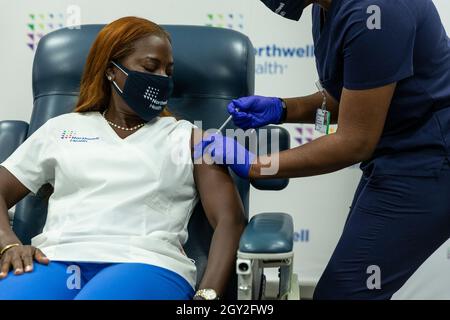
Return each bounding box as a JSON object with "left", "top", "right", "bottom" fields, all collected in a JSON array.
[
  {"left": 216, "top": 108, "right": 256, "bottom": 135},
  {"left": 217, "top": 107, "right": 239, "bottom": 133},
  {"left": 216, "top": 114, "right": 233, "bottom": 133}
]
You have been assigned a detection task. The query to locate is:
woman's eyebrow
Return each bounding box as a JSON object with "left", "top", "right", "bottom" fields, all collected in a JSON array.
[{"left": 143, "top": 56, "right": 174, "bottom": 65}]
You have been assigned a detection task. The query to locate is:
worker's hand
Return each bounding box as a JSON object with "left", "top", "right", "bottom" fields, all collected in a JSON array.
[
  {"left": 193, "top": 133, "right": 256, "bottom": 179},
  {"left": 0, "top": 245, "right": 49, "bottom": 279},
  {"left": 227, "top": 95, "right": 283, "bottom": 130}
]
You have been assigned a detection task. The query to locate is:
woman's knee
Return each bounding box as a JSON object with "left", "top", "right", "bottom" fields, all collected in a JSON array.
[{"left": 0, "top": 261, "right": 78, "bottom": 300}]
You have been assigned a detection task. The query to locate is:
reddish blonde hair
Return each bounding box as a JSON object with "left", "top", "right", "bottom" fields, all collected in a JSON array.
[{"left": 74, "top": 16, "right": 172, "bottom": 117}]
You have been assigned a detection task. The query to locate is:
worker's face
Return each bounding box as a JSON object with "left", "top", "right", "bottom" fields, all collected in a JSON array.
[
  {"left": 109, "top": 35, "right": 174, "bottom": 92},
  {"left": 260, "top": 0, "right": 311, "bottom": 21}
]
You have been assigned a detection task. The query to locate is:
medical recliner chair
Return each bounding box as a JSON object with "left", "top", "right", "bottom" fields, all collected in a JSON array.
[{"left": 0, "top": 24, "right": 298, "bottom": 300}]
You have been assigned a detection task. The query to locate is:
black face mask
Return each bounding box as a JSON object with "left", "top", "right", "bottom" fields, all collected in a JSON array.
[
  {"left": 260, "top": 0, "right": 306, "bottom": 21},
  {"left": 111, "top": 61, "right": 174, "bottom": 121}
]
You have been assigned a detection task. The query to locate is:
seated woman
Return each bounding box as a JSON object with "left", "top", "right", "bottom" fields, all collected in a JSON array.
[{"left": 0, "top": 17, "right": 245, "bottom": 300}]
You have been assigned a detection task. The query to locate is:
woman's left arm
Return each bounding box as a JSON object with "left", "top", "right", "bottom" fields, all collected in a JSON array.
[
  {"left": 250, "top": 83, "right": 396, "bottom": 179},
  {"left": 191, "top": 129, "right": 246, "bottom": 298}
]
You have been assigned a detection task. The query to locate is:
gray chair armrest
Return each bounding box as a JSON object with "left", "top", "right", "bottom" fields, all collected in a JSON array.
[
  {"left": 239, "top": 212, "right": 293, "bottom": 254},
  {"left": 250, "top": 126, "right": 290, "bottom": 191},
  {"left": 0, "top": 120, "right": 29, "bottom": 163}
]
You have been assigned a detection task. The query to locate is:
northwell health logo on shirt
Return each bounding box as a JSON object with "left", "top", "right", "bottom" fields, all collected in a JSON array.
[{"left": 60, "top": 130, "right": 100, "bottom": 143}]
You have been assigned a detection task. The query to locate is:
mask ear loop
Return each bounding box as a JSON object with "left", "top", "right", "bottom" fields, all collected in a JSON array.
[
  {"left": 110, "top": 61, "right": 129, "bottom": 94},
  {"left": 111, "top": 80, "right": 123, "bottom": 94}
]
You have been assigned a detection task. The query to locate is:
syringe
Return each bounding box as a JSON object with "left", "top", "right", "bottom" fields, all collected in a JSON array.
[
  {"left": 216, "top": 114, "right": 234, "bottom": 133},
  {"left": 216, "top": 107, "right": 239, "bottom": 133}
]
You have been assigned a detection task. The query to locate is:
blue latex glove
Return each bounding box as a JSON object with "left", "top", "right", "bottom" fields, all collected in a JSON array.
[
  {"left": 227, "top": 95, "right": 283, "bottom": 130},
  {"left": 193, "top": 133, "right": 256, "bottom": 179}
]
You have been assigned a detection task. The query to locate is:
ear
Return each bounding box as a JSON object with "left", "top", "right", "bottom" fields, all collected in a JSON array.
[{"left": 105, "top": 66, "right": 115, "bottom": 81}]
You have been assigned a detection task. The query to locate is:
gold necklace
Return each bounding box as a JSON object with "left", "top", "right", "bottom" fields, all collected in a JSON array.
[{"left": 102, "top": 110, "right": 145, "bottom": 131}]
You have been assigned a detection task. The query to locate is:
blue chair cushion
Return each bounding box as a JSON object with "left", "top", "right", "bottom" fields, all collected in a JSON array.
[{"left": 239, "top": 212, "right": 293, "bottom": 254}]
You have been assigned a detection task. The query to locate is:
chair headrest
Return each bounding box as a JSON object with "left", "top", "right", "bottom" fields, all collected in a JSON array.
[{"left": 32, "top": 24, "right": 255, "bottom": 102}]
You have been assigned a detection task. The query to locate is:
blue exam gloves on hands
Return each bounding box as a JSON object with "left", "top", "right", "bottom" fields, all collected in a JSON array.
[
  {"left": 193, "top": 133, "right": 256, "bottom": 179},
  {"left": 193, "top": 95, "right": 283, "bottom": 178},
  {"left": 227, "top": 96, "right": 283, "bottom": 130}
]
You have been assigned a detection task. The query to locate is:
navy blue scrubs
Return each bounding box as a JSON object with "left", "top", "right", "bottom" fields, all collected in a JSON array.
[{"left": 312, "top": 0, "right": 450, "bottom": 299}]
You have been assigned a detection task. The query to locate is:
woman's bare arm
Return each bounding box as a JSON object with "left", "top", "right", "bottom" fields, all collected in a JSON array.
[
  {"left": 250, "top": 83, "right": 396, "bottom": 179},
  {"left": 284, "top": 90, "right": 340, "bottom": 124},
  {"left": 191, "top": 129, "right": 246, "bottom": 298},
  {"left": 0, "top": 166, "right": 49, "bottom": 278},
  {"left": 0, "top": 166, "right": 30, "bottom": 248}
]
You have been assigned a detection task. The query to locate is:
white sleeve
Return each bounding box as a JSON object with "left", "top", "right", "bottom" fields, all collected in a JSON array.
[
  {"left": 167, "top": 119, "right": 197, "bottom": 167},
  {"left": 0, "top": 120, "right": 55, "bottom": 194}
]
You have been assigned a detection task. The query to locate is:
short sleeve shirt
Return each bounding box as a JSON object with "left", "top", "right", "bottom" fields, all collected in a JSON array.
[{"left": 312, "top": 0, "right": 450, "bottom": 176}]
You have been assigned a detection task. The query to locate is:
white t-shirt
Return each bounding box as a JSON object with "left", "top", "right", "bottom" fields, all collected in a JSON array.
[{"left": 1, "top": 112, "right": 199, "bottom": 288}]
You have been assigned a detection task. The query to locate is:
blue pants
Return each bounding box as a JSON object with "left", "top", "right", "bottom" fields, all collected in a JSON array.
[
  {"left": 0, "top": 261, "right": 194, "bottom": 300},
  {"left": 314, "top": 161, "right": 450, "bottom": 299}
]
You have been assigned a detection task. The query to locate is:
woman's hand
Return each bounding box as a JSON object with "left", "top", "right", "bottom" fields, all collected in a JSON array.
[{"left": 0, "top": 245, "right": 49, "bottom": 279}]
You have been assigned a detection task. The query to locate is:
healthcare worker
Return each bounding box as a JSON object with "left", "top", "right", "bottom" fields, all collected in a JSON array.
[{"left": 196, "top": 0, "right": 450, "bottom": 299}]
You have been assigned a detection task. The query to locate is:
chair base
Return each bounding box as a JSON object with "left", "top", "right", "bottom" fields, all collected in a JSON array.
[{"left": 236, "top": 250, "right": 299, "bottom": 300}]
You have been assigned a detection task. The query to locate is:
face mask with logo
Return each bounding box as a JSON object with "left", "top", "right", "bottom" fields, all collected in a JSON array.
[
  {"left": 110, "top": 61, "right": 174, "bottom": 121},
  {"left": 260, "top": 0, "right": 306, "bottom": 21}
]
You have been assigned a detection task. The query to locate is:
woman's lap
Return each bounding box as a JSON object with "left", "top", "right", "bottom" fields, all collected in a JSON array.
[
  {"left": 74, "top": 263, "right": 194, "bottom": 300},
  {"left": 0, "top": 261, "right": 193, "bottom": 300}
]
